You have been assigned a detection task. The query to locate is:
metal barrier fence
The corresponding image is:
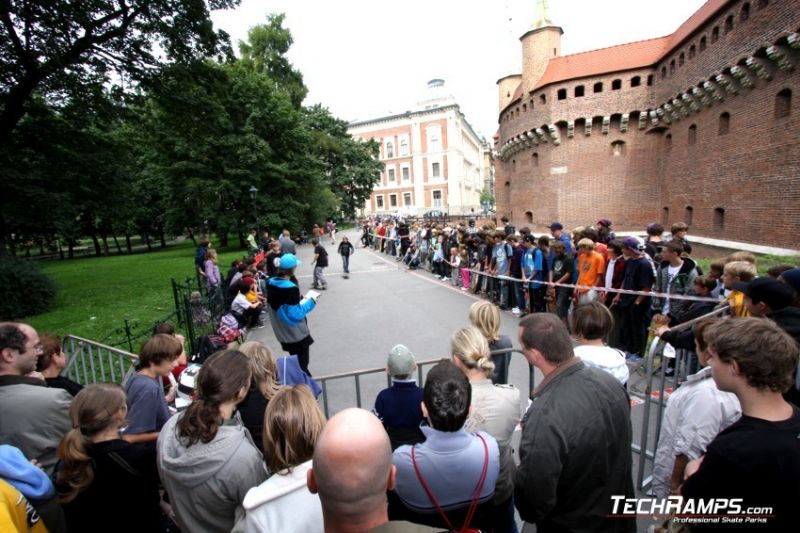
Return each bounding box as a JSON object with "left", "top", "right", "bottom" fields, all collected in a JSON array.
[{"left": 62, "top": 335, "right": 140, "bottom": 386}]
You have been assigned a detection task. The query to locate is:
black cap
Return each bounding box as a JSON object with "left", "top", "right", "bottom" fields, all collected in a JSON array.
[{"left": 733, "top": 277, "right": 794, "bottom": 311}]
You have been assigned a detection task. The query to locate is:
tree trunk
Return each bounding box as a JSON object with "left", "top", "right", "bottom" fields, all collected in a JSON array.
[
  {"left": 101, "top": 234, "right": 110, "bottom": 255},
  {"left": 68, "top": 242, "right": 75, "bottom": 259},
  {"left": 58, "top": 238, "right": 64, "bottom": 260},
  {"left": 90, "top": 233, "right": 102, "bottom": 256},
  {"left": 112, "top": 235, "right": 122, "bottom": 254},
  {"left": 237, "top": 229, "right": 245, "bottom": 249},
  {"left": 125, "top": 234, "right": 132, "bottom": 254},
  {"left": 143, "top": 232, "right": 152, "bottom": 252},
  {"left": 159, "top": 228, "right": 166, "bottom": 248},
  {"left": 219, "top": 232, "right": 229, "bottom": 248},
  {"left": 187, "top": 227, "right": 197, "bottom": 246}
]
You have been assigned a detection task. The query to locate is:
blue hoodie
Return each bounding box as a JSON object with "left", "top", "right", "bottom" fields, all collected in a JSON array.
[
  {"left": 0, "top": 444, "right": 54, "bottom": 500},
  {"left": 266, "top": 277, "right": 316, "bottom": 345}
]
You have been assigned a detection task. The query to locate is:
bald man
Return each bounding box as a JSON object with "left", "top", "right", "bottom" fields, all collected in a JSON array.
[{"left": 307, "top": 408, "right": 435, "bottom": 533}]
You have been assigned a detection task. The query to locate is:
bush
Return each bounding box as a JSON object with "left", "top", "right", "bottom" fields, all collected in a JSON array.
[{"left": 0, "top": 257, "right": 57, "bottom": 319}]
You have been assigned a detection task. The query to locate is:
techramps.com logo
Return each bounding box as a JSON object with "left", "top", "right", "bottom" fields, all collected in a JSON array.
[{"left": 609, "top": 496, "right": 774, "bottom": 525}]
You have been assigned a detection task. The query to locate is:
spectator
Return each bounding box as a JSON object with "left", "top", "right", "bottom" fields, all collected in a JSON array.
[
  {"left": 652, "top": 241, "right": 698, "bottom": 325},
  {"left": 260, "top": 231, "right": 271, "bottom": 252},
  {"left": 279, "top": 230, "right": 297, "bottom": 255},
  {"left": 237, "top": 341, "right": 282, "bottom": 454},
  {"left": 265, "top": 240, "right": 282, "bottom": 278},
  {"left": 574, "top": 238, "right": 605, "bottom": 304},
  {"left": 0, "top": 444, "right": 65, "bottom": 533},
  {"left": 515, "top": 313, "right": 635, "bottom": 532},
  {"left": 549, "top": 222, "right": 573, "bottom": 255},
  {"left": 668, "top": 221, "right": 690, "bottom": 248},
  {"left": 247, "top": 229, "right": 260, "bottom": 255},
  {"left": 644, "top": 223, "right": 664, "bottom": 263},
  {"left": 56, "top": 383, "right": 162, "bottom": 533},
  {"left": 596, "top": 219, "right": 615, "bottom": 244},
  {"left": 36, "top": 334, "right": 83, "bottom": 397},
  {"left": 311, "top": 238, "right": 329, "bottom": 290},
  {"left": 389, "top": 361, "right": 500, "bottom": 531},
  {"left": 309, "top": 408, "right": 416, "bottom": 532},
  {"left": 651, "top": 320, "right": 741, "bottom": 498},
  {"left": 603, "top": 240, "right": 626, "bottom": 347},
  {"left": 239, "top": 385, "right": 326, "bottom": 533},
  {"left": 469, "top": 301, "right": 513, "bottom": 385},
  {"left": 570, "top": 301, "right": 629, "bottom": 385},
  {"left": 522, "top": 235, "right": 545, "bottom": 314},
  {"left": 0, "top": 322, "right": 72, "bottom": 474},
  {"left": 681, "top": 318, "right": 800, "bottom": 532},
  {"left": 195, "top": 239, "right": 210, "bottom": 280},
  {"left": 373, "top": 344, "right": 425, "bottom": 450},
  {"left": 158, "top": 350, "right": 267, "bottom": 533},
  {"left": 123, "top": 333, "right": 181, "bottom": 443},
  {"left": 451, "top": 326, "right": 522, "bottom": 533},
  {"left": 231, "top": 278, "right": 263, "bottom": 328},
  {"left": 204, "top": 248, "right": 222, "bottom": 310},
  {"left": 266, "top": 253, "right": 318, "bottom": 376},
  {"left": 614, "top": 237, "right": 655, "bottom": 361},
  {"left": 720, "top": 260, "right": 757, "bottom": 317},
  {"left": 548, "top": 240, "right": 574, "bottom": 326},
  {"left": 491, "top": 232, "right": 513, "bottom": 310}
]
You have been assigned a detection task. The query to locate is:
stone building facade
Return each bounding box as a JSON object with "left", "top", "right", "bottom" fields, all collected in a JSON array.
[
  {"left": 495, "top": 0, "right": 800, "bottom": 249},
  {"left": 349, "top": 80, "right": 484, "bottom": 217}
]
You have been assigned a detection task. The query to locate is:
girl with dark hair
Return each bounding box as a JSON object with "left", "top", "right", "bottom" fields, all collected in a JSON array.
[
  {"left": 157, "top": 350, "right": 267, "bottom": 533},
  {"left": 57, "top": 383, "right": 162, "bottom": 533}
]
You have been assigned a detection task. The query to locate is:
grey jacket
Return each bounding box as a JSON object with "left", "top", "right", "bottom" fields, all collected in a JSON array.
[
  {"left": 514, "top": 359, "right": 636, "bottom": 533},
  {"left": 157, "top": 412, "right": 268, "bottom": 533},
  {"left": 0, "top": 376, "right": 72, "bottom": 474}
]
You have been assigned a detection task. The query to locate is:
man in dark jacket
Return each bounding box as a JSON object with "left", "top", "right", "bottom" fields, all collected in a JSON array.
[{"left": 515, "top": 314, "right": 636, "bottom": 532}]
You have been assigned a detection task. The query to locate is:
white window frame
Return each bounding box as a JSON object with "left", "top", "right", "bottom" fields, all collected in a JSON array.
[
  {"left": 389, "top": 194, "right": 398, "bottom": 208},
  {"left": 401, "top": 164, "right": 410, "bottom": 182},
  {"left": 387, "top": 167, "right": 396, "bottom": 182},
  {"left": 431, "top": 161, "right": 441, "bottom": 178},
  {"left": 385, "top": 139, "right": 395, "bottom": 158},
  {"left": 399, "top": 135, "right": 409, "bottom": 156},
  {"left": 403, "top": 192, "right": 412, "bottom": 206},
  {"left": 375, "top": 195, "right": 385, "bottom": 209},
  {"left": 426, "top": 125, "right": 442, "bottom": 153},
  {"left": 432, "top": 189, "right": 443, "bottom": 207}
]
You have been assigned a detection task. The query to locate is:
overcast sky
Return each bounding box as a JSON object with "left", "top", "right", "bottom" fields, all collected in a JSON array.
[{"left": 211, "top": 0, "right": 707, "bottom": 140}]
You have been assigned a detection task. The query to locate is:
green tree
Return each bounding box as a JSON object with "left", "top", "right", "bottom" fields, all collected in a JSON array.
[
  {"left": 480, "top": 188, "right": 495, "bottom": 206},
  {"left": 0, "top": 0, "right": 240, "bottom": 143}
]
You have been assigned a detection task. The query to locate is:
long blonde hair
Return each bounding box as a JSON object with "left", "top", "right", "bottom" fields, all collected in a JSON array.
[
  {"left": 57, "top": 384, "right": 127, "bottom": 503},
  {"left": 469, "top": 301, "right": 501, "bottom": 342},
  {"left": 451, "top": 326, "right": 495, "bottom": 375},
  {"left": 263, "top": 385, "right": 326, "bottom": 473},
  {"left": 238, "top": 341, "right": 281, "bottom": 399}
]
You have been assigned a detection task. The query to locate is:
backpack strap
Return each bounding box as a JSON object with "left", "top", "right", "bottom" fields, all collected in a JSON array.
[{"left": 411, "top": 434, "right": 489, "bottom": 532}]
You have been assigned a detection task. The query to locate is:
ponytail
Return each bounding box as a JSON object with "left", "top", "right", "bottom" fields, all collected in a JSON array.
[
  {"left": 176, "top": 350, "right": 252, "bottom": 446},
  {"left": 57, "top": 428, "right": 94, "bottom": 503}
]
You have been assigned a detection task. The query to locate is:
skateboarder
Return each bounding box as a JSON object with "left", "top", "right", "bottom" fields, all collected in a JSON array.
[{"left": 338, "top": 236, "right": 354, "bottom": 278}]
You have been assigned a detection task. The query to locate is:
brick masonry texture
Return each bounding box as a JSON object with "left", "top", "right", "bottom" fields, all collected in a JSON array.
[{"left": 496, "top": 0, "right": 800, "bottom": 249}]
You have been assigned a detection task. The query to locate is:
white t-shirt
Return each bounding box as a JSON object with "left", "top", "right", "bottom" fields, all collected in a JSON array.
[
  {"left": 231, "top": 293, "right": 251, "bottom": 315},
  {"left": 605, "top": 257, "right": 618, "bottom": 289},
  {"left": 574, "top": 345, "right": 629, "bottom": 384}
]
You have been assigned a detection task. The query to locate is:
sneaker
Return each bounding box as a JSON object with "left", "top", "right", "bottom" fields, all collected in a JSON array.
[
  {"left": 461, "top": 287, "right": 468, "bottom": 291},
  {"left": 511, "top": 307, "right": 521, "bottom": 316},
  {"left": 625, "top": 353, "right": 643, "bottom": 363},
  {"left": 664, "top": 367, "right": 675, "bottom": 377},
  {"left": 441, "top": 277, "right": 450, "bottom": 282}
]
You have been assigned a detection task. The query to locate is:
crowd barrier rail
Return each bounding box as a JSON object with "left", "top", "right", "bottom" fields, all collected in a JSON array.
[{"left": 62, "top": 335, "right": 140, "bottom": 387}]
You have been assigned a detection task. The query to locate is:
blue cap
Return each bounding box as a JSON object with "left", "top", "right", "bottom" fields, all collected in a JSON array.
[{"left": 279, "top": 253, "right": 300, "bottom": 270}]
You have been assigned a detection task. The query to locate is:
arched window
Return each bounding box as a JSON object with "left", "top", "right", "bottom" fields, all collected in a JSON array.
[
  {"left": 612, "top": 79, "right": 622, "bottom": 90},
  {"left": 611, "top": 140, "right": 626, "bottom": 157},
  {"left": 775, "top": 88, "right": 792, "bottom": 118},
  {"left": 662, "top": 207, "right": 670, "bottom": 226},
  {"left": 714, "top": 208, "right": 725, "bottom": 230},
  {"left": 700, "top": 36, "right": 707, "bottom": 51},
  {"left": 540, "top": 94, "right": 546, "bottom": 104},
  {"left": 525, "top": 211, "right": 533, "bottom": 224},
  {"left": 399, "top": 138, "right": 408, "bottom": 156},
  {"left": 386, "top": 141, "right": 394, "bottom": 158},
  {"left": 647, "top": 75, "right": 654, "bottom": 86},
  {"left": 711, "top": 27, "right": 719, "bottom": 43},
  {"left": 688, "top": 124, "right": 697, "bottom": 145},
  {"left": 725, "top": 15, "right": 734, "bottom": 33},
  {"left": 718, "top": 112, "right": 731, "bottom": 135},
  {"left": 665, "top": 133, "right": 672, "bottom": 151},
  {"left": 670, "top": 60, "right": 676, "bottom": 74},
  {"left": 661, "top": 66, "right": 668, "bottom": 79},
  {"left": 532, "top": 152, "right": 539, "bottom": 167},
  {"left": 689, "top": 45, "right": 696, "bottom": 59},
  {"left": 679, "top": 53, "right": 685, "bottom": 67},
  {"left": 574, "top": 85, "right": 585, "bottom": 97},
  {"left": 740, "top": 3, "right": 750, "bottom": 22},
  {"left": 631, "top": 76, "right": 641, "bottom": 87},
  {"left": 685, "top": 206, "right": 694, "bottom": 226},
  {"left": 557, "top": 88, "right": 567, "bottom": 100},
  {"left": 594, "top": 82, "right": 603, "bottom": 93}
]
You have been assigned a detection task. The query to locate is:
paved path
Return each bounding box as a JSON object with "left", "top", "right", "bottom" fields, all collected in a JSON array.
[{"left": 247, "top": 229, "right": 538, "bottom": 414}]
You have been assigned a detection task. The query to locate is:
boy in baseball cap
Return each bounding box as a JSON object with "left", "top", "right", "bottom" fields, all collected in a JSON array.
[{"left": 373, "top": 344, "right": 424, "bottom": 450}]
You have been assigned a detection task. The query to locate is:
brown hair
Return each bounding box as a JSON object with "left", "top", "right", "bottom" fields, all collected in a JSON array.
[
  {"left": 138, "top": 334, "right": 182, "bottom": 369},
  {"left": 570, "top": 301, "right": 613, "bottom": 341},
  {"left": 238, "top": 341, "right": 281, "bottom": 399},
  {"left": 37, "top": 334, "right": 62, "bottom": 372},
  {"left": 57, "top": 383, "right": 127, "bottom": 503},
  {"left": 177, "top": 350, "right": 252, "bottom": 446},
  {"left": 693, "top": 318, "right": 721, "bottom": 353},
  {"left": 262, "top": 385, "right": 326, "bottom": 473},
  {"left": 663, "top": 241, "right": 684, "bottom": 255},
  {"left": 709, "top": 258, "right": 727, "bottom": 274},
  {"left": 671, "top": 222, "right": 688, "bottom": 234},
  {"left": 469, "top": 301, "right": 501, "bottom": 342},
  {"left": 728, "top": 251, "right": 756, "bottom": 265},
  {"left": 519, "top": 313, "right": 574, "bottom": 364},
  {"left": 693, "top": 275, "right": 717, "bottom": 292},
  {"left": 707, "top": 318, "right": 799, "bottom": 392}
]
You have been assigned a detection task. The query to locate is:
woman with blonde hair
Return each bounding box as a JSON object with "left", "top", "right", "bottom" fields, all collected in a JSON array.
[
  {"left": 469, "top": 300, "right": 513, "bottom": 384},
  {"left": 238, "top": 385, "right": 326, "bottom": 532},
  {"left": 451, "top": 326, "right": 522, "bottom": 533},
  {"left": 237, "top": 341, "right": 283, "bottom": 453},
  {"left": 158, "top": 350, "right": 267, "bottom": 533},
  {"left": 57, "top": 383, "right": 162, "bottom": 532}
]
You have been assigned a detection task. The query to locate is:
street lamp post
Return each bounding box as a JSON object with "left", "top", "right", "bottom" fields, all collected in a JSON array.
[{"left": 249, "top": 185, "right": 259, "bottom": 230}]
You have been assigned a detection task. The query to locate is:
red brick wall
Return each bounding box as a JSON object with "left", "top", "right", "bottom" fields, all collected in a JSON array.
[{"left": 497, "top": 0, "right": 800, "bottom": 248}]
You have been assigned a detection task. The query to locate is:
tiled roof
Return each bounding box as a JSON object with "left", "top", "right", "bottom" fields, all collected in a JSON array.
[{"left": 530, "top": 0, "right": 731, "bottom": 90}]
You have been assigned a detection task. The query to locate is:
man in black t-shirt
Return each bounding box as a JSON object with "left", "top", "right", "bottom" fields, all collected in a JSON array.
[
  {"left": 613, "top": 237, "right": 654, "bottom": 359},
  {"left": 682, "top": 318, "right": 800, "bottom": 532},
  {"left": 311, "top": 238, "right": 329, "bottom": 290}
]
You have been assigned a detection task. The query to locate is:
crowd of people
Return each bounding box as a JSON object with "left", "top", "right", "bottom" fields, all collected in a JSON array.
[{"left": 2, "top": 213, "right": 800, "bottom": 532}]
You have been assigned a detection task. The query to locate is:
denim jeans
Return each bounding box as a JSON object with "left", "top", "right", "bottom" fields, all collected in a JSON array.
[
  {"left": 341, "top": 255, "right": 350, "bottom": 273},
  {"left": 313, "top": 266, "right": 327, "bottom": 288}
]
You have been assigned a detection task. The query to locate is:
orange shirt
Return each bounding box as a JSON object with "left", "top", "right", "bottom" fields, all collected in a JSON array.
[{"left": 577, "top": 251, "right": 606, "bottom": 292}]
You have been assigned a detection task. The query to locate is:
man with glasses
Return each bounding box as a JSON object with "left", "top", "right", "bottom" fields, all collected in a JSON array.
[{"left": 0, "top": 322, "right": 72, "bottom": 474}]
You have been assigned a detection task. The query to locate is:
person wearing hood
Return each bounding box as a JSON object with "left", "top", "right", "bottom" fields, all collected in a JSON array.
[
  {"left": 652, "top": 241, "right": 698, "bottom": 325},
  {"left": 266, "top": 254, "right": 318, "bottom": 376},
  {"left": 236, "top": 385, "right": 326, "bottom": 533},
  {"left": 157, "top": 350, "right": 267, "bottom": 533}
]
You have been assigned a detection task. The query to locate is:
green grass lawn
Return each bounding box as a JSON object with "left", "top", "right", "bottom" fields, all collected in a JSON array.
[{"left": 27, "top": 241, "right": 246, "bottom": 344}]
